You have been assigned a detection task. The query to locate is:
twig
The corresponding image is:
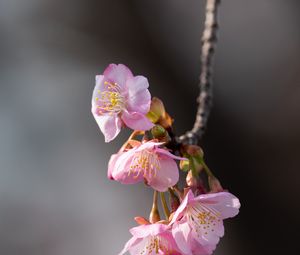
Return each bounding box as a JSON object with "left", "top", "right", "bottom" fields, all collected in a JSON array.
[{"left": 178, "top": 0, "right": 221, "bottom": 145}]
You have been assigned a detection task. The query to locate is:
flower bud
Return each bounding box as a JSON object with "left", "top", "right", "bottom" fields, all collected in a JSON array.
[
  {"left": 185, "top": 145, "right": 204, "bottom": 157},
  {"left": 159, "top": 112, "right": 173, "bottom": 129},
  {"left": 151, "top": 125, "right": 166, "bottom": 138},
  {"left": 179, "top": 159, "right": 190, "bottom": 171},
  {"left": 147, "top": 97, "right": 165, "bottom": 123}
]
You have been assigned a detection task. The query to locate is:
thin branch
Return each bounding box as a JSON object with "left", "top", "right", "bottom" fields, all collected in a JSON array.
[{"left": 178, "top": 0, "right": 221, "bottom": 145}]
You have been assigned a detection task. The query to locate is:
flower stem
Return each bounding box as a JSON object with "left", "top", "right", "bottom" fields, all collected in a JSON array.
[
  {"left": 201, "top": 160, "right": 214, "bottom": 178},
  {"left": 160, "top": 192, "right": 170, "bottom": 219},
  {"left": 149, "top": 190, "right": 160, "bottom": 223},
  {"left": 153, "top": 190, "right": 158, "bottom": 204},
  {"left": 172, "top": 185, "right": 184, "bottom": 200}
]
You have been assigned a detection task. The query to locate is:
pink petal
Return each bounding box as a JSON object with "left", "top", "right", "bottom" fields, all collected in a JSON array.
[
  {"left": 95, "top": 75, "right": 104, "bottom": 90},
  {"left": 172, "top": 220, "right": 192, "bottom": 254},
  {"left": 172, "top": 219, "right": 216, "bottom": 255},
  {"left": 130, "top": 223, "right": 168, "bottom": 238},
  {"left": 194, "top": 192, "right": 240, "bottom": 219},
  {"left": 107, "top": 153, "right": 118, "bottom": 180},
  {"left": 121, "top": 111, "right": 154, "bottom": 131},
  {"left": 111, "top": 148, "right": 144, "bottom": 184},
  {"left": 93, "top": 115, "right": 122, "bottom": 143},
  {"left": 160, "top": 230, "right": 183, "bottom": 255},
  {"left": 126, "top": 76, "right": 151, "bottom": 114},
  {"left": 156, "top": 148, "right": 187, "bottom": 161},
  {"left": 190, "top": 216, "right": 224, "bottom": 247},
  {"left": 147, "top": 156, "right": 179, "bottom": 192},
  {"left": 92, "top": 75, "right": 104, "bottom": 110},
  {"left": 189, "top": 238, "right": 216, "bottom": 255},
  {"left": 170, "top": 190, "right": 194, "bottom": 225},
  {"left": 118, "top": 236, "right": 140, "bottom": 255},
  {"left": 134, "top": 140, "right": 164, "bottom": 153},
  {"left": 103, "top": 64, "right": 133, "bottom": 89},
  {"left": 127, "top": 237, "right": 153, "bottom": 255}
]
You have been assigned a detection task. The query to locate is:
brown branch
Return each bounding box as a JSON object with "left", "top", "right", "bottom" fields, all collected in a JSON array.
[{"left": 178, "top": 0, "right": 221, "bottom": 145}]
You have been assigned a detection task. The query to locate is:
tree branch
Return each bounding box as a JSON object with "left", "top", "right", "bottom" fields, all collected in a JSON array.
[{"left": 178, "top": 0, "right": 221, "bottom": 145}]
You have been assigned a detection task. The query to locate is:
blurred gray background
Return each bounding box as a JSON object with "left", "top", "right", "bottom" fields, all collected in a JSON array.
[{"left": 0, "top": 0, "right": 299, "bottom": 254}]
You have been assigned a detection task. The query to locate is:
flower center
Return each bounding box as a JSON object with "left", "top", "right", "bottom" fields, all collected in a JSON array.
[
  {"left": 187, "top": 203, "right": 221, "bottom": 237},
  {"left": 95, "top": 81, "right": 125, "bottom": 115},
  {"left": 129, "top": 149, "right": 160, "bottom": 179},
  {"left": 140, "top": 236, "right": 173, "bottom": 255}
]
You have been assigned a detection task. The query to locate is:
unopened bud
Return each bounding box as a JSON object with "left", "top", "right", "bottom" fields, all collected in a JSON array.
[
  {"left": 179, "top": 159, "right": 189, "bottom": 171},
  {"left": 147, "top": 97, "right": 166, "bottom": 123},
  {"left": 151, "top": 125, "right": 166, "bottom": 138},
  {"left": 159, "top": 112, "right": 173, "bottom": 129},
  {"left": 208, "top": 175, "right": 224, "bottom": 192},
  {"left": 185, "top": 145, "right": 204, "bottom": 157}
]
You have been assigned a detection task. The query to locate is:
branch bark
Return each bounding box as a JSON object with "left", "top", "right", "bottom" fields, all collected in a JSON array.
[{"left": 178, "top": 0, "right": 221, "bottom": 145}]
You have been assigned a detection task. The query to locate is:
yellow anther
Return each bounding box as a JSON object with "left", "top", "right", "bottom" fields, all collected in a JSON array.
[{"left": 95, "top": 81, "right": 125, "bottom": 114}]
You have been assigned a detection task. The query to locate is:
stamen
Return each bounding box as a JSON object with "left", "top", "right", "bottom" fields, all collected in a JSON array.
[
  {"left": 96, "top": 81, "right": 125, "bottom": 115},
  {"left": 187, "top": 202, "right": 221, "bottom": 237},
  {"left": 129, "top": 150, "right": 160, "bottom": 179},
  {"left": 139, "top": 236, "right": 173, "bottom": 255}
]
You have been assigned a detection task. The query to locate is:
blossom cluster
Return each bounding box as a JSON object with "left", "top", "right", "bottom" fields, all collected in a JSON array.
[{"left": 92, "top": 64, "right": 240, "bottom": 255}]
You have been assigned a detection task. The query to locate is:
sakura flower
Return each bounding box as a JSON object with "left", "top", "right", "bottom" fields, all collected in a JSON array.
[
  {"left": 92, "top": 64, "right": 154, "bottom": 142},
  {"left": 108, "top": 140, "right": 184, "bottom": 192},
  {"left": 119, "top": 223, "right": 182, "bottom": 255},
  {"left": 170, "top": 190, "right": 240, "bottom": 254}
]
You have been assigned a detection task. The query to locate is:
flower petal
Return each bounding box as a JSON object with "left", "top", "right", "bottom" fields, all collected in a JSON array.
[
  {"left": 194, "top": 192, "right": 240, "bottom": 219},
  {"left": 121, "top": 111, "right": 154, "bottom": 131},
  {"left": 92, "top": 75, "right": 104, "bottom": 113},
  {"left": 134, "top": 140, "right": 164, "bottom": 153},
  {"left": 107, "top": 153, "right": 118, "bottom": 180},
  {"left": 160, "top": 230, "right": 183, "bottom": 255},
  {"left": 126, "top": 76, "right": 151, "bottom": 114},
  {"left": 118, "top": 236, "right": 140, "bottom": 255},
  {"left": 130, "top": 223, "right": 168, "bottom": 238},
  {"left": 93, "top": 114, "right": 122, "bottom": 143},
  {"left": 147, "top": 156, "right": 179, "bottom": 192},
  {"left": 189, "top": 237, "right": 216, "bottom": 255},
  {"left": 190, "top": 215, "right": 224, "bottom": 247},
  {"left": 170, "top": 190, "right": 194, "bottom": 225},
  {"left": 103, "top": 63, "right": 133, "bottom": 89},
  {"left": 156, "top": 148, "right": 187, "bottom": 161},
  {"left": 111, "top": 148, "right": 144, "bottom": 184},
  {"left": 172, "top": 220, "right": 192, "bottom": 254}
]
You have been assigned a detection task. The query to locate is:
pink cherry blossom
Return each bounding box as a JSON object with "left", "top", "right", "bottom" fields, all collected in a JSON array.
[
  {"left": 92, "top": 64, "right": 154, "bottom": 142},
  {"left": 108, "top": 140, "right": 184, "bottom": 192},
  {"left": 170, "top": 190, "right": 240, "bottom": 254},
  {"left": 119, "top": 223, "right": 182, "bottom": 255}
]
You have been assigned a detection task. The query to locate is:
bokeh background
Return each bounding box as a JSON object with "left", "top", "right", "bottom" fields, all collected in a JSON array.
[{"left": 1, "top": 0, "right": 299, "bottom": 254}]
